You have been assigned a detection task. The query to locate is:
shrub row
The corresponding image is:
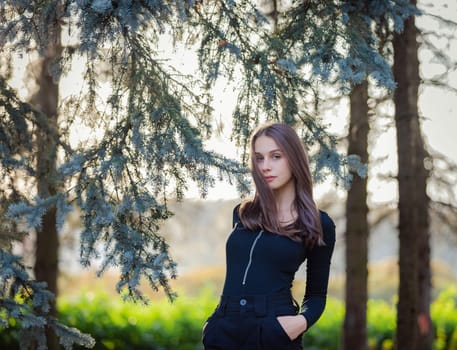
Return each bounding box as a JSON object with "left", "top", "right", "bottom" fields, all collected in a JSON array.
[{"left": 1, "top": 286, "right": 456, "bottom": 349}]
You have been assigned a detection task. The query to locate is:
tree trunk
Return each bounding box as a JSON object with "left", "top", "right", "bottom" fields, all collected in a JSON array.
[
  {"left": 343, "top": 80, "right": 369, "bottom": 350},
  {"left": 33, "top": 12, "right": 62, "bottom": 350},
  {"left": 393, "top": 1, "right": 431, "bottom": 348}
]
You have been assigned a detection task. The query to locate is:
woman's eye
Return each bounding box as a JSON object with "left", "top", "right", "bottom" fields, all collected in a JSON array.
[
  {"left": 273, "top": 154, "right": 281, "bottom": 159},
  {"left": 255, "top": 157, "right": 264, "bottom": 162}
]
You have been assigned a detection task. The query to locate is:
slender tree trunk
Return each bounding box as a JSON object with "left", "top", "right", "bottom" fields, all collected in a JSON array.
[
  {"left": 33, "top": 12, "right": 62, "bottom": 350},
  {"left": 343, "top": 80, "right": 369, "bottom": 350},
  {"left": 393, "top": 1, "right": 431, "bottom": 348}
]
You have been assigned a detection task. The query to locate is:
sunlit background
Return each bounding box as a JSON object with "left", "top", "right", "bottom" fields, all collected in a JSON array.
[{"left": 7, "top": 1, "right": 457, "bottom": 306}]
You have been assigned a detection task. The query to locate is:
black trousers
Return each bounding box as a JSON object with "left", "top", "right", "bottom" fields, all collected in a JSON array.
[{"left": 202, "top": 292, "right": 303, "bottom": 350}]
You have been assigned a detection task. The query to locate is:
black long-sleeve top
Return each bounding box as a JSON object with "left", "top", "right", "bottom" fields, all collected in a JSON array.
[{"left": 221, "top": 205, "right": 336, "bottom": 329}]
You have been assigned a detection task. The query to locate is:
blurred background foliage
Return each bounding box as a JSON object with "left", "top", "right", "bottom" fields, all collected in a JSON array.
[
  {"left": 1, "top": 285, "right": 456, "bottom": 349},
  {"left": 1, "top": 0, "right": 457, "bottom": 348}
]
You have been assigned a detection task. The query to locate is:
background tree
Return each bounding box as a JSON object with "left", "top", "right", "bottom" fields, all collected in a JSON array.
[
  {"left": 343, "top": 78, "right": 369, "bottom": 350},
  {"left": 1, "top": 1, "right": 417, "bottom": 348},
  {"left": 30, "top": 6, "right": 63, "bottom": 349},
  {"left": 341, "top": 2, "right": 457, "bottom": 348},
  {"left": 340, "top": 5, "right": 372, "bottom": 349},
  {"left": 401, "top": 1, "right": 457, "bottom": 348},
  {"left": 393, "top": 0, "right": 431, "bottom": 348}
]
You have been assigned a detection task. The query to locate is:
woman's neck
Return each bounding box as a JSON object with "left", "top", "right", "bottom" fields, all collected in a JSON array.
[{"left": 274, "top": 183, "right": 296, "bottom": 223}]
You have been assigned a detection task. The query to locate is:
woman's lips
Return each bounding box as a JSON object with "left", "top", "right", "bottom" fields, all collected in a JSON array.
[{"left": 265, "top": 176, "right": 276, "bottom": 182}]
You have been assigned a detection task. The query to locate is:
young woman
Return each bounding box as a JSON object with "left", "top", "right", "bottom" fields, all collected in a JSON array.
[{"left": 202, "top": 122, "right": 336, "bottom": 350}]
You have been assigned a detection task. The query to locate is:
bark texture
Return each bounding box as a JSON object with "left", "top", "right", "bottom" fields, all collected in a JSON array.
[
  {"left": 32, "top": 12, "right": 62, "bottom": 350},
  {"left": 393, "top": 1, "right": 432, "bottom": 348},
  {"left": 343, "top": 80, "right": 369, "bottom": 350}
]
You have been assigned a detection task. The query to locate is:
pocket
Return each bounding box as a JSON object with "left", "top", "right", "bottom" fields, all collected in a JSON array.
[
  {"left": 260, "top": 316, "right": 292, "bottom": 348},
  {"left": 201, "top": 315, "right": 220, "bottom": 346},
  {"left": 273, "top": 317, "right": 291, "bottom": 341}
]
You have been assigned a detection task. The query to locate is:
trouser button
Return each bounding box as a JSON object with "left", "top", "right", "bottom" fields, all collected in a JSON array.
[{"left": 240, "top": 298, "right": 247, "bottom": 306}]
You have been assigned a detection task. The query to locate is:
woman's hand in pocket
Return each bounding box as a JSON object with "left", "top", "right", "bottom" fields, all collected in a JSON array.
[{"left": 276, "top": 315, "right": 307, "bottom": 340}]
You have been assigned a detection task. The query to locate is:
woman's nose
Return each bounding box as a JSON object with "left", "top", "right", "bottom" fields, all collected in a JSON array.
[{"left": 261, "top": 158, "right": 271, "bottom": 171}]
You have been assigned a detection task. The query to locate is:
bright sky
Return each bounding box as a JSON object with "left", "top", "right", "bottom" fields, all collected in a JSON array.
[{"left": 8, "top": 1, "right": 457, "bottom": 206}]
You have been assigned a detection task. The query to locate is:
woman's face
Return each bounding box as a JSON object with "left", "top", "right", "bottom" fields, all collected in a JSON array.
[{"left": 254, "top": 135, "right": 294, "bottom": 193}]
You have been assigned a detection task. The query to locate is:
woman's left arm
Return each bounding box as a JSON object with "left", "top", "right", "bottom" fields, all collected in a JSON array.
[{"left": 279, "top": 212, "right": 336, "bottom": 339}]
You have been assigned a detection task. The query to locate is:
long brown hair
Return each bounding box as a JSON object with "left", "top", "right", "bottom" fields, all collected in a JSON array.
[{"left": 239, "top": 122, "right": 323, "bottom": 247}]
